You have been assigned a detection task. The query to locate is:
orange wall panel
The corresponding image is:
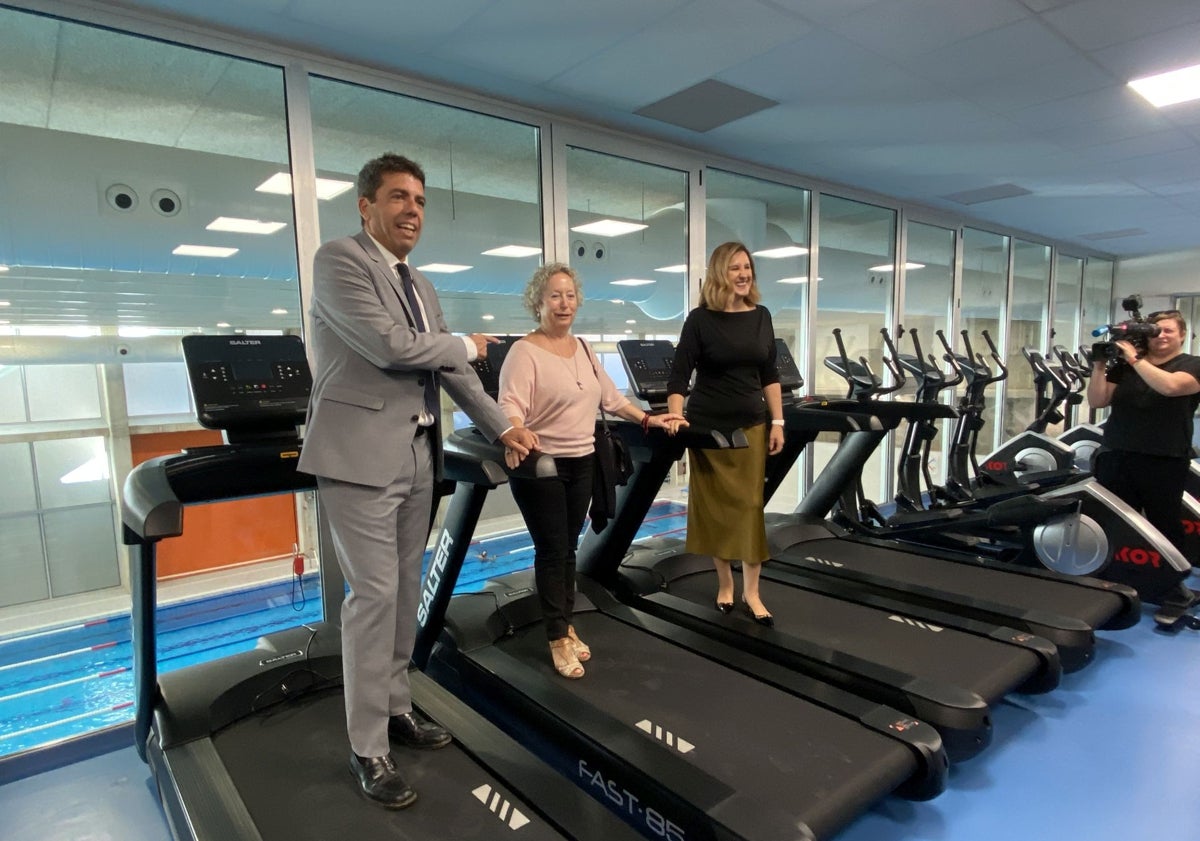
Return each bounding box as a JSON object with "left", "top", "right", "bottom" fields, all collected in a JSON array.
[{"left": 130, "top": 430, "right": 301, "bottom": 579}]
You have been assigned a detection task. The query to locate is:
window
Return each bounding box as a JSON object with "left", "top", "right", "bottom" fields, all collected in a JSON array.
[{"left": 961, "top": 228, "right": 1009, "bottom": 454}]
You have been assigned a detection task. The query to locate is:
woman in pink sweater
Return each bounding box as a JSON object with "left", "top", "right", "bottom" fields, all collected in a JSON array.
[{"left": 498, "top": 263, "right": 685, "bottom": 679}]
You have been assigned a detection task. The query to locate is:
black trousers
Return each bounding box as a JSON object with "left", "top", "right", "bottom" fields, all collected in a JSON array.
[
  {"left": 509, "top": 454, "right": 594, "bottom": 641},
  {"left": 1093, "top": 449, "right": 1190, "bottom": 552}
]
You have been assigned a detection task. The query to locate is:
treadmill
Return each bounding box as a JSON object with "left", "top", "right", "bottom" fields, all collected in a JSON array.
[
  {"left": 421, "top": 342, "right": 949, "bottom": 841},
  {"left": 121, "top": 334, "right": 640, "bottom": 841},
  {"left": 577, "top": 339, "right": 1062, "bottom": 761},
  {"left": 758, "top": 335, "right": 1140, "bottom": 670}
]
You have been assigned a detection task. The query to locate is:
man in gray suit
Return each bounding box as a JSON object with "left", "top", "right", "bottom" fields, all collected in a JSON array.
[{"left": 298, "top": 153, "right": 538, "bottom": 809}]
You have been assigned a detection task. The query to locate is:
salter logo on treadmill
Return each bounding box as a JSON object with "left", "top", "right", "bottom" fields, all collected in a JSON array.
[
  {"left": 802, "top": 555, "right": 844, "bottom": 568},
  {"left": 888, "top": 615, "right": 944, "bottom": 633},
  {"left": 635, "top": 719, "right": 694, "bottom": 753},
  {"left": 228, "top": 339, "right": 262, "bottom": 345},
  {"left": 417, "top": 530, "right": 455, "bottom": 627},
  {"left": 471, "top": 784, "right": 530, "bottom": 830}
]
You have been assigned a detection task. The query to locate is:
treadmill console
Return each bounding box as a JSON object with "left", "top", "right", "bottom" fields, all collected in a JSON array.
[
  {"left": 470, "top": 335, "right": 522, "bottom": 400},
  {"left": 618, "top": 339, "right": 681, "bottom": 403},
  {"left": 775, "top": 338, "right": 804, "bottom": 399},
  {"left": 182, "top": 335, "right": 310, "bottom": 435}
]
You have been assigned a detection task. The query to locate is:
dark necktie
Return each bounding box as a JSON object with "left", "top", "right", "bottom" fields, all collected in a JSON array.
[{"left": 397, "top": 263, "right": 438, "bottom": 420}]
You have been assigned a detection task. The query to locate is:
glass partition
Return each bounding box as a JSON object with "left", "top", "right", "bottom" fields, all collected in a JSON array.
[
  {"left": 706, "top": 169, "right": 810, "bottom": 511},
  {"left": 961, "top": 228, "right": 1009, "bottom": 454},
  {"left": 565, "top": 147, "right": 689, "bottom": 340},
  {"left": 1005, "top": 239, "right": 1051, "bottom": 439},
  {"left": 897, "top": 221, "right": 956, "bottom": 489},
  {"left": 1079, "top": 257, "right": 1114, "bottom": 422},
  {"left": 814, "top": 195, "right": 896, "bottom": 502}
]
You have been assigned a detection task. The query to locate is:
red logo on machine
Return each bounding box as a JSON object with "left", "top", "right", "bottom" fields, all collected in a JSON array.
[
  {"left": 1180, "top": 520, "right": 1200, "bottom": 535},
  {"left": 983, "top": 460, "right": 1008, "bottom": 471},
  {"left": 1112, "top": 546, "right": 1161, "bottom": 568}
]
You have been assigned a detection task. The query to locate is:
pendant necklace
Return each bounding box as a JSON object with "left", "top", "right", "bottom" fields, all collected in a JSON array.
[{"left": 549, "top": 332, "right": 583, "bottom": 389}]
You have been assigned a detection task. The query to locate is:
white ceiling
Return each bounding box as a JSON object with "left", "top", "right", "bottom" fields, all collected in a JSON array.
[
  {"left": 94, "top": 0, "right": 1200, "bottom": 258},
  {"left": 2, "top": 0, "right": 1199, "bottom": 337}
]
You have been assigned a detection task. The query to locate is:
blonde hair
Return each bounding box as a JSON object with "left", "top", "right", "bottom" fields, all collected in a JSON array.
[
  {"left": 699, "top": 242, "right": 760, "bottom": 311},
  {"left": 522, "top": 262, "right": 583, "bottom": 322}
]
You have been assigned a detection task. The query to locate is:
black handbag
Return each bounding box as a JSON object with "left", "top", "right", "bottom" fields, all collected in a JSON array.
[{"left": 579, "top": 339, "right": 635, "bottom": 532}]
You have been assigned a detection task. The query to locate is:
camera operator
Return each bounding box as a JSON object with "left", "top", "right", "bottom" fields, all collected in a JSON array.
[{"left": 1088, "top": 309, "right": 1200, "bottom": 551}]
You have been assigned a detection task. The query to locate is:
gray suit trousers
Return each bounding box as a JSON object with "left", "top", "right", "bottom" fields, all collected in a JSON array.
[{"left": 317, "top": 434, "right": 434, "bottom": 758}]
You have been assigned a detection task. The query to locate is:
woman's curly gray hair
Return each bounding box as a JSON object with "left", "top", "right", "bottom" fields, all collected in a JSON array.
[{"left": 522, "top": 262, "right": 583, "bottom": 323}]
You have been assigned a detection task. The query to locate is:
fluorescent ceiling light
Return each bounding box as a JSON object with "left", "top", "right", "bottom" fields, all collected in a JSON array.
[
  {"left": 256, "top": 172, "right": 354, "bottom": 200},
  {"left": 271, "top": 308, "right": 289, "bottom": 315},
  {"left": 777, "top": 276, "right": 822, "bottom": 284},
  {"left": 481, "top": 314, "right": 495, "bottom": 321},
  {"left": 570, "top": 219, "right": 648, "bottom": 237},
  {"left": 1129, "top": 63, "right": 1200, "bottom": 107},
  {"left": 752, "top": 245, "right": 809, "bottom": 259},
  {"left": 0, "top": 320, "right": 9, "bottom": 325},
  {"left": 207, "top": 216, "right": 287, "bottom": 235},
  {"left": 173, "top": 244, "right": 239, "bottom": 258},
  {"left": 0, "top": 301, "right": 9, "bottom": 307},
  {"left": 654, "top": 264, "right": 687, "bottom": 273},
  {"left": 217, "top": 322, "right": 231, "bottom": 328},
  {"left": 417, "top": 263, "right": 472, "bottom": 273},
  {"left": 610, "top": 279, "right": 656, "bottom": 287},
  {"left": 868, "top": 262, "right": 925, "bottom": 271},
  {"left": 482, "top": 245, "right": 542, "bottom": 258},
  {"left": 625, "top": 319, "right": 637, "bottom": 324},
  {"left": 0, "top": 265, "right": 9, "bottom": 272}
]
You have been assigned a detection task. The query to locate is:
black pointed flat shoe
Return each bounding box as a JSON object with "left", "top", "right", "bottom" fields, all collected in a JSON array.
[
  {"left": 716, "top": 601, "right": 734, "bottom": 614},
  {"left": 742, "top": 597, "right": 774, "bottom": 627}
]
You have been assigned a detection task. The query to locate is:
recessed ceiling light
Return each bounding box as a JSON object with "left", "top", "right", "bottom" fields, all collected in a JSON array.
[
  {"left": 0, "top": 301, "right": 9, "bottom": 307},
  {"left": 217, "top": 322, "right": 231, "bottom": 328},
  {"left": 482, "top": 245, "right": 542, "bottom": 258},
  {"left": 271, "top": 308, "right": 288, "bottom": 315},
  {"left": 624, "top": 329, "right": 632, "bottom": 334},
  {"left": 625, "top": 319, "right": 637, "bottom": 324},
  {"left": 610, "top": 279, "right": 656, "bottom": 286},
  {"left": 752, "top": 246, "right": 808, "bottom": 259},
  {"left": 1129, "top": 63, "right": 1200, "bottom": 107},
  {"left": 0, "top": 265, "right": 9, "bottom": 272},
  {"left": 481, "top": 314, "right": 495, "bottom": 321},
  {"left": 256, "top": 172, "right": 354, "bottom": 200},
  {"left": 206, "top": 216, "right": 287, "bottom": 235},
  {"left": 173, "top": 245, "right": 239, "bottom": 258},
  {"left": 868, "top": 262, "right": 925, "bottom": 272},
  {"left": 570, "top": 219, "right": 649, "bottom": 237},
  {"left": 654, "top": 264, "right": 687, "bottom": 273},
  {"left": 777, "top": 276, "right": 823, "bottom": 284},
  {"left": 417, "top": 263, "right": 472, "bottom": 273},
  {"left": 0, "top": 320, "right": 9, "bottom": 325}
]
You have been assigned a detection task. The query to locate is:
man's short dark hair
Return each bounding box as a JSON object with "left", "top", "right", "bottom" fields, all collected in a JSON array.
[{"left": 357, "top": 153, "right": 426, "bottom": 201}]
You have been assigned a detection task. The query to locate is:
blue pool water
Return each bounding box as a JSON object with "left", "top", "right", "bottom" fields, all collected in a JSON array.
[{"left": 0, "top": 501, "right": 687, "bottom": 757}]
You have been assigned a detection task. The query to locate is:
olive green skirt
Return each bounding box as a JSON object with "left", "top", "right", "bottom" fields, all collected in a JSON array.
[{"left": 684, "top": 422, "right": 769, "bottom": 564}]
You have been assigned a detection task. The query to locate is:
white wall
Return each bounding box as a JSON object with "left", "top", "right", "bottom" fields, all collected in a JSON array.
[{"left": 1117, "top": 248, "right": 1200, "bottom": 304}]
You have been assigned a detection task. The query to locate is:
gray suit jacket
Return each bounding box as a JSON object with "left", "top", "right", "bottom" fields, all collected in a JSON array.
[{"left": 298, "top": 230, "right": 509, "bottom": 487}]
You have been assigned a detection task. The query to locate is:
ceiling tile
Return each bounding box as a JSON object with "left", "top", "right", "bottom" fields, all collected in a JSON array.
[
  {"left": 962, "top": 56, "right": 1113, "bottom": 113},
  {"left": 1041, "top": 0, "right": 1200, "bottom": 51},
  {"left": 899, "top": 18, "right": 1078, "bottom": 88},
  {"left": 826, "top": 0, "right": 1028, "bottom": 61}
]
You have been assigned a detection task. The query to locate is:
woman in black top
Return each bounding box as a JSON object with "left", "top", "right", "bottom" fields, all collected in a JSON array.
[
  {"left": 1087, "top": 309, "right": 1200, "bottom": 551},
  {"left": 666, "top": 242, "right": 785, "bottom": 624}
]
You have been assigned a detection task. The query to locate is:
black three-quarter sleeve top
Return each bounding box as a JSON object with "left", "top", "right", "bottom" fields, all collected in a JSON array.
[{"left": 667, "top": 305, "right": 779, "bottom": 429}]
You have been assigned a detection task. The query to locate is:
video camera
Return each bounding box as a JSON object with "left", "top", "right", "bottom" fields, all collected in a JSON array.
[{"left": 1090, "top": 294, "right": 1161, "bottom": 365}]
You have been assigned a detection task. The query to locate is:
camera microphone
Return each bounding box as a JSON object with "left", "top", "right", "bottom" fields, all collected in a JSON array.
[{"left": 1091, "top": 325, "right": 1113, "bottom": 337}]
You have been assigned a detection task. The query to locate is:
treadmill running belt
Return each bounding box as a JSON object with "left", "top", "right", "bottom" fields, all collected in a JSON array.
[
  {"left": 214, "top": 688, "right": 564, "bottom": 840},
  {"left": 666, "top": 570, "right": 1039, "bottom": 701},
  {"left": 493, "top": 612, "right": 915, "bottom": 839},
  {"left": 783, "top": 538, "right": 1119, "bottom": 627}
]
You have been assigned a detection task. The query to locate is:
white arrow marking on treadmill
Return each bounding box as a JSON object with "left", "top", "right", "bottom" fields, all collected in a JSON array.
[
  {"left": 888, "top": 615, "right": 944, "bottom": 632},
  {"left": 636, "top": 719, "right": 695, "bottom": 753},
  {"left": 473, "top": 784, "right": 531, "bottom": 830}
]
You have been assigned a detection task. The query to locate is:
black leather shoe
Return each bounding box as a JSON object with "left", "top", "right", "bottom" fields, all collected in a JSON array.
[
  {"left": 349, "top": 752, "right": 417, "bottom": 809},
  {"left": 389, "top": 710, "right": 452, "bottom": 749},
  {"left": 716, "top": 601, "right": 734, "bottom": 615},
  {"left": 742, "top": 597, "right": 774, "bottom": 627}
]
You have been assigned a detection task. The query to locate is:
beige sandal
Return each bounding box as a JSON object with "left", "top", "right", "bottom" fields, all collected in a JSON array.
[
  {"left": 550, "top": 637, "right": 584, "bottom": 679},
  {"left": 566, "top": 625, "right": 591, "bottom": 662}
]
